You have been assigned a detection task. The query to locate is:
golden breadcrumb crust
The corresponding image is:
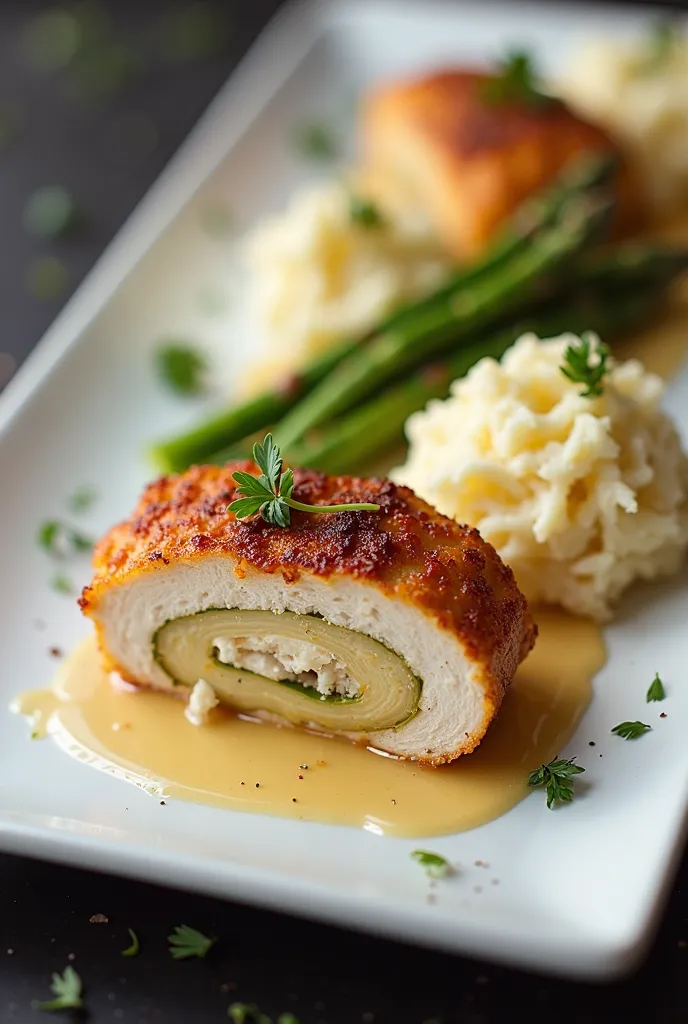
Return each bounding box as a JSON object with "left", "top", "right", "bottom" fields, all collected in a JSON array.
[
  {"left": 362, "top": 69, "right": 640, "bottom": 259},
  {"left": 80, "top": 464, "right": 536, "bottom": 764}
]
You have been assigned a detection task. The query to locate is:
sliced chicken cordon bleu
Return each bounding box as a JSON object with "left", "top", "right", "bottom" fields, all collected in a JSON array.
[{"left": 80, "top": 463, "right": 536, "bottom": 764}]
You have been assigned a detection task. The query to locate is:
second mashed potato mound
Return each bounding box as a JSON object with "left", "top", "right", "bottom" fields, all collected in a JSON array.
[
  {"left": 556, "top": 30, "right": 688, "bottom": 211},
  {"left": 393, "top": 334, "right": 688, "bottom": 620},
  {"left": 241, "top": 180, "right": 449, "bottom": 393}
]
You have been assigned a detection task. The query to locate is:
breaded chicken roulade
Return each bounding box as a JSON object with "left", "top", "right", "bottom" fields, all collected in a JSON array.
[{"left": 80, "top": 464, "right": 536, "bottom": 765}]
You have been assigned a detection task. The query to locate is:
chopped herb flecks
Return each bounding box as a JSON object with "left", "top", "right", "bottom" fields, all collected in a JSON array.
[
  {"left": 200, "top": 202, "right": 234, "bottom": 239},
  {"left": 50, "top": 572, "right": 74, "bottom": 595},
  {"left": 611, "top": 721, "right": 651, "bottom": 740},
  {"left": 168, "top": 924, "right": 216, "bottom": 960},
  {"left": 23, "top": 186, "right": 81, "bottom": 239},
  {"left": 155, "top": 343, "right": 208, "bottom": 396},
  {"left": 411, "top": 850, "right": 452, "bottom": 879},
  {"left": 34, "top": 965, "right": 83, "bottom": 1011},
  {"left": 227, "top": 1004, "right": 295, "bottom": 1024},
  {"left": 294, "top": 122, "right": 337, "bottom": 161},
  {"left": 68, "top": 485, "right": 98, "bottom": 514},
  {"left": 21, "top": 10, "right": 82, "bottom": 72},
  {"left": 646, "top": 673, "right": 666, "bottom": 703},
  {"left": 121, "top": 928, "right": 139, "bottom": 957},
  {"left": 38, "top": 520, "right": 93, "bottom": 557},
  {"left": 27, "top": 256, "right": 69, "bottom": 301},
  {"left": 157, "top": 3, "right": 231, "bottom": 63}
]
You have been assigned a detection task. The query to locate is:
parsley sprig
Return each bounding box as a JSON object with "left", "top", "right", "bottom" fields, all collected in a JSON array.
[
  {"left": 480, "top": 51, "right": 553, "bottom": 108},
  {"left": 35, "top": 966, "right": 83, "bottom": 1011},
  {"left": 611, "top": 720, "right": 651, "bottom": 740},
  {"left": 646, "top": 672, "right": 666, "bottom": 703},
  {"left": 527, "top": 756, "right": 585, "bottom": 808},
  {"left": 560, "top": 333, "right": 610, "bottom": 397},
  {"left": 228, "top": 433, "right": 380, "bottom": 528},
  {"left": 167, "top": 923, "right": 216, "bottom": 960},
  {"left": 411, "top": 850, "right": 452, "bottom": 879}
]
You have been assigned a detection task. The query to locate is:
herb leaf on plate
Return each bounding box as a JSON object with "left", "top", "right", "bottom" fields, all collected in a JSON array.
[
  {"left": 167, "top": 923, "right": 216, "bottom": 960},
  {"left": 35, "top": 965, "right": 83, "bottom": 1011},
  {"left": 27, "top": 256, "right": 69, "bottom": 301},
  {"left": 611, "top": 720, "right": 651, "bottom": 740},
  {"left": 646, "top": 673, "right": 666, "bottom": 702},
  {"left": 227, "top": 1005, "right": 270, "bottom": 1024},
  {"left": 157, "top": 3, "right": 231, "bottom": 64},
  {"left": 200, "top": 202, "right": 234, "bottom": 239},
  {"left": 411, "top": 850, "right": 452, "bottom": 879},
  {"left": 50, "top": 571, "right": 74, "bottom": 595},
  {"left": 527, "top": 756, "right": 585, "bottom": 808},
  {"left": 38, "top": 520, "right": 93, "bottom": 557},
  {"left": 155, "top": 343, "right": 208, "bottom": 396},
  {"left": 23, "top": 185, "right": 81, "bottom": 240},
  {"left": 121, "top": 927, "right": 139, "bottom": 957},
  {"left": 68, "top": 484, "right": 97, "bottom": 513},
  {"left": 294, "top": 122, "right": 337, "bottom": 161},
  {"left": 226, "top": 1005, "right": 299, "bottom": 1024}
]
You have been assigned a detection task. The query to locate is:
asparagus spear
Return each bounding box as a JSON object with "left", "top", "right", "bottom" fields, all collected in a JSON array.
[
  {"left": 274, "top": 192, "right": 615, "bottom": 449},
  {"left": 149, "top": 336, "right": 353, "bottom": 473},
  {"left": 148, "top": 152, "right": 616, "bottom": 474},
  {"left": 380, "top": 150, "right": 618, "bottom": 328},
  {"left": 282, "top": 290, "right": 658, "bottom": 475},
  {"left": 152, "top": 236, "right": 687, "bottom": 474}
]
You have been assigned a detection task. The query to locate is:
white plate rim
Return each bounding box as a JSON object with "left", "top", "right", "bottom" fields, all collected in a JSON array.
[{"left": 1, "top": 0, "right": 686, "bottom": 982}]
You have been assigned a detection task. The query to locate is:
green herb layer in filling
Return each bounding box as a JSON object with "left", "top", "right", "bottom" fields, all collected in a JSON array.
[{"left": 154, "top": 608, "right": 420, "bottom": 732}]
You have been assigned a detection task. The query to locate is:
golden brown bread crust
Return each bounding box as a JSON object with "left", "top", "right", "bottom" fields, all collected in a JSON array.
[
  {"left": 362, "top": 69, "right": 639, "bottom": 258},
  {"left": 81, "top": 464, "right": 536, "bottom": 764}
]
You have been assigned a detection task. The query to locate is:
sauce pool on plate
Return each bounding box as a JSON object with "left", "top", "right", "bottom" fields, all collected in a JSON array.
[{"left": 14, "top": 608, "right": 603, "bottom": 838}]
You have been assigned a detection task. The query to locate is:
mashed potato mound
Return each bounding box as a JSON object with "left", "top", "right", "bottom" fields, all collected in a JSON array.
[
  {"left": 241, "top": 180, "right": 448, "bottom": 393},
  {"left": 393, "top": 334, "right": 688, "bottom": 620},
  {"left": 556, "top": 30, "right": 688, "bottom": 211}
]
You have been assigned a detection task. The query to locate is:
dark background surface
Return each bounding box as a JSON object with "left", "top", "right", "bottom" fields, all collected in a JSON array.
[{"left": 1, "top": 1, "right": 686, "bottom": 1021}]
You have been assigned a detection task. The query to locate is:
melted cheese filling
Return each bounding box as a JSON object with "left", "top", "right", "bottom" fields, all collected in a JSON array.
[{"left": 212, "top": 634, "right": 359, "bottom": 698}]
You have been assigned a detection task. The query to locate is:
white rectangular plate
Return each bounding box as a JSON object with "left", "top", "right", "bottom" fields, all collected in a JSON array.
[{"left": 1, "top": 0, "right": 687, "bottom": 981}]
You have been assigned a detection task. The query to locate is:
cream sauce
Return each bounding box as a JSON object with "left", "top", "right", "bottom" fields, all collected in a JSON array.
[{"left": 15, "top": 608, "right": 604, "bottom": 837}]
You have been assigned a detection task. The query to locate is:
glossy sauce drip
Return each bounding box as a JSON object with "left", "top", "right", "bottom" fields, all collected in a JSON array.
[{"left": 15, "top": 609, "right": 604, "bottom": 837}]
